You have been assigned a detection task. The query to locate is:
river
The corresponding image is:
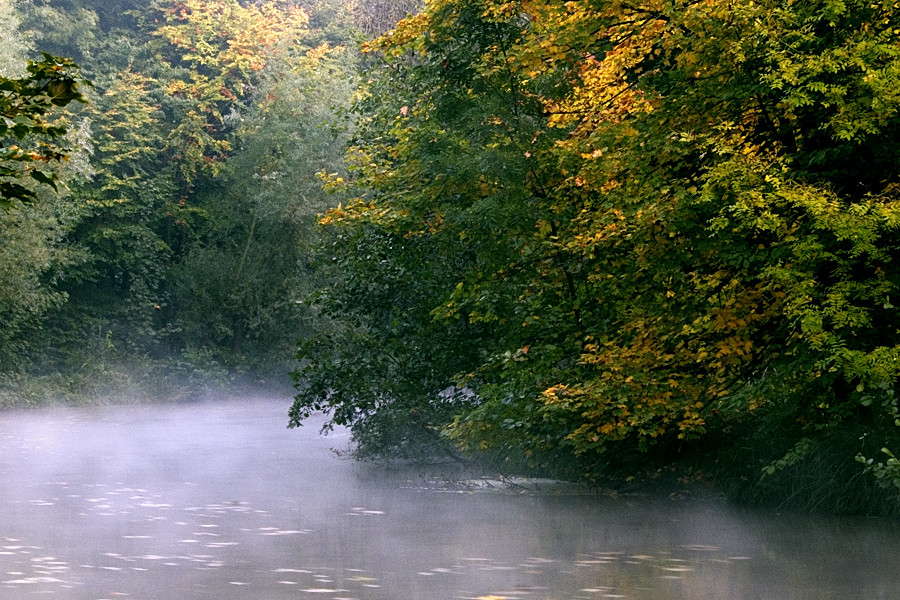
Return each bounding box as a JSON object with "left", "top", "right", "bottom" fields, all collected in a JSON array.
[{"left": 0, "top": 397, "right": 898, "bottom": 600}]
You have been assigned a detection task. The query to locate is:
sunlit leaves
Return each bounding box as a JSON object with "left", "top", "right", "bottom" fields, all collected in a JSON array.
[{"left": 145, "top": 0, "right": 310, "bottom": 186}]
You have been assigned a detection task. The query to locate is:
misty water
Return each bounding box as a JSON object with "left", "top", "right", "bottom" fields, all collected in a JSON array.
[{"left": 1, "top": 398, "right": 899, "bottom": 600}]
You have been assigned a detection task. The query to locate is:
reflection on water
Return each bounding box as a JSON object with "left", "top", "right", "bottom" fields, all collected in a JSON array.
[{"left": 0, "top": 398, "right": 898, "bottom": 600}]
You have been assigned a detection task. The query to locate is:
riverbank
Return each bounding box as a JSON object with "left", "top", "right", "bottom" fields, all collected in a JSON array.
[
  {"left": 3, "top": 372, "right": 896, "bottom": 518},
  {"left": 419, "top": 449, "right": 899, "bottom": 517}
]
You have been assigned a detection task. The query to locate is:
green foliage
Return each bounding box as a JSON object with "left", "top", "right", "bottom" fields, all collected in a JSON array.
[
  {"left": 166, "top": 19, "right": 355, "bottom": 369},
  {"left": 0, "top": 4, "right": 85, "bottom": 369},
  {"left": 33, "top": 0, "right": 343, "bottom": 373},
  {"left": 19, "top": 0, "right": 99, "bottom": 64},
  {"left": 291, "top": 220, "right": 487, "bottom": 459},
  {"left": 0, "top": 52, "right": 89, "bottom": 208},
  {"left": 858, "top": 448, "right": 900, "bottom": 493},
  {"left": 44, "top": 65, "right": 175, "bottom": 352},
  {"left": 0, "top": 193, "right": 82, "bottom": 368},
  {"left": 290, "top": 0, "right": 900, "bottom": 512},
  {"left": 0, "top": 0, "right": 360, "bottom": 390},
  {"left": 290, "top": 0, "right": 564, "bottom": 459}
]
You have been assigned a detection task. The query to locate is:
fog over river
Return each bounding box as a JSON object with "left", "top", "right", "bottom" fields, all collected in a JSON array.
[{"left": 1, "top": 397, "right": 898, "bottom": 600}]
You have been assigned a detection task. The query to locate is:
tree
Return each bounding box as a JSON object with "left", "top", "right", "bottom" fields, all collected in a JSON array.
[
  {"left": 142, "top": 0, "right": 310, "bottom": 190},
  {"left": 0, "top": 7, "right": 90, "bottom": 369},
  {"left": 41, "top": 0, "right": 322, "bottom": 365},
  {"left": 0, "top": 0, "right": 376, "bottom": 396},
  {"left": 292, "top": 0, "right": 900, "bottom": 507},
  {"left": 499, "top": 0, "right": 900, "bottom": 487},
  {"left": 0, "top": 52, "right": 88, "bottom": 208},
  {"left": 171, "top": 43, "right": 356, "bottom": 369},
  {"left": 291, "top": 0, "right": 569, "bottom": 460}
]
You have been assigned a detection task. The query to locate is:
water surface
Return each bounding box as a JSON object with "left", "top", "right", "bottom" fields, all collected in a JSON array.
[{"left": 0, "top": 397, "right": 897, "bottom": 599}]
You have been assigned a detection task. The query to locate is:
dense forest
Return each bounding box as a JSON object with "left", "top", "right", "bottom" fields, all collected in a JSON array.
[
  {"left": 0, "top": 0, "right": 367, "bottom": 397},
  {"left": 2, "top": 0, "right": 900, "bottom": 514}
]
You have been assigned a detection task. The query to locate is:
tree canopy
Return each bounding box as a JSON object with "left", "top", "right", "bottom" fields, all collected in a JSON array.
[{"left": 291, "top": 0, "right": 900, "bottom": 512}]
